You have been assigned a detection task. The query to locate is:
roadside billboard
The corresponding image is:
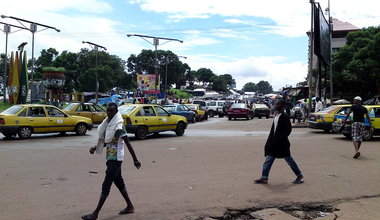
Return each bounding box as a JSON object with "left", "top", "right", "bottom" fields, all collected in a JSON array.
[{"left": 137, "top": 74, "right": 160, "bottom": 94}]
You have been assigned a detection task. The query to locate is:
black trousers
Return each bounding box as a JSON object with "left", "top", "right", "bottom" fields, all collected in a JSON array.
[{"left": 101, "top": 160, "right": 126, "bottom": 197}]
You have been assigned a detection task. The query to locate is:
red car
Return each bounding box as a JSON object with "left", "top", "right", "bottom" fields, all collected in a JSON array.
[{"left": 227, "top": 103, "right": 254, "bottom": 120}]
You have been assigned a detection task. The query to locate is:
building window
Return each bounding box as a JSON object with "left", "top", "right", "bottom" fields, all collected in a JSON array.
[{"left": 332, "top": 48, "right": 340, "bottom": 53}]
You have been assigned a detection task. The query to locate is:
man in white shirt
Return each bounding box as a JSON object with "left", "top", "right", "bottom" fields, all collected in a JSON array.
[{"left": 315, "top": 97, "right": 323, "bottom": 112}]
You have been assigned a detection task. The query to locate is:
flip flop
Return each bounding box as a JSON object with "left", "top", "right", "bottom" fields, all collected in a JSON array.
[
  {"left": 81, "top": 213, "right": 97, "bottom": 220},
  {"left": 353, "top": 152, "right": 361, "bottom": 159},
  {"left": 119, "top": 207, "right": 135, "bottom": 214}
]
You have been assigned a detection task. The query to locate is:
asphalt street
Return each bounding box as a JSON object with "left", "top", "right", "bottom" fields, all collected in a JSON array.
[{"left": 0, "top": 117, "right": 379, "bottom": 220}]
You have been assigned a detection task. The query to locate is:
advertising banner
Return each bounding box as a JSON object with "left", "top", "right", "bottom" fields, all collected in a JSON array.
[{"left": 137, "top": 74, "right": 160, "bottom": 94}]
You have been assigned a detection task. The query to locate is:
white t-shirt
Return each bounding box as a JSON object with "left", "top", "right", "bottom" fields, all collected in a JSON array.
[
  {"left": 106, "top": 126, "right": 128, "bottom": 161},
  {"left": 274, "top": 113, "right": 281, "bottom": 133}
]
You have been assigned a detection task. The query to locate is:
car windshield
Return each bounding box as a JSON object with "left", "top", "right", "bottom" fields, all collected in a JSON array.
[
  {"left": 64, "top": 103, "right": 77, "bottom": 110},
  {"left": 319, "top": 105, "right": 336, "bottom": 113},
  {"left": 193, "top": 101, "right": 206, "bottom": 106},
  {"left": 231, "top": 103, "right": 246, "bottom": 108},
  {"left": 255, "top": 104, "right": 268, "bottom": 109},
  {"left": 163, "top": 106, "right": 176, "bottom": 112},
  {"left": 1, "top": 105, "right": 23, "bottom": 115},
  {"left": 118, "top": 105, "right": 137, "bottom": 115},
  {"left": 186, "top": 104, "right": 197, "bottom": 110}
]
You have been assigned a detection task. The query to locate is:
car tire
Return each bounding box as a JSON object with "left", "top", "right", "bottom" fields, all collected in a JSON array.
[
  {"left": 18, "top": 127, "right": 32, "bottom": 139},
  {"left": 175, "top": 122, "right": 186, "bottom": 136},
  {"left": 75, "top": 123, "right": 88, "bottom": 136},
  {"left": 218, "top": 113, "right": 224, "bottom": 118},
  {"left": 343, "top": 133, "right": 351, "bottom": 139},
  {"left": 135, "top": 126, "right": 148, "bottom": 140},
  {"left": 59, "top": 131, "right": 67, "bottom": 135},
  {"left": 208, "top": 110, "right": 215, "bottom": 117},
  {"left": 228, "top": 116, "right": 232, "bottom": 120},
  {"left": 323, "top": 129, "right": 331, "bottom": 133},
  {"left": 3, "top": 133, "right": 16, "bottom": 139},
  {"left": 266, "top": 115, "right": 270, "bottom": 119},
  {"left": 191, "top": 115, "right": 196, "bottom": 123}
]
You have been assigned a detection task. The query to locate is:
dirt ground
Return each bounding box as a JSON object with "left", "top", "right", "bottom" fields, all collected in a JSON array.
[{"left": 0, "top": 117, "right": 379, "bottom": 220}]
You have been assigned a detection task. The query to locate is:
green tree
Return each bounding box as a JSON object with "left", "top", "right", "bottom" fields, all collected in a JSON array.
[
  {"left": 332, "top": 26, "right": 380, "bottom": 99},
  {"left": 210, "top": 75, "right": 228, "bottom": 92},
  {"left": 242, "top": 82, "right": 257, "bottom": 92},
  {"left": 197, "top": 68, "right": 215, "bottom": 85},
  {"left": 256, "top": 81, "right": 273, "bottom": 94}
]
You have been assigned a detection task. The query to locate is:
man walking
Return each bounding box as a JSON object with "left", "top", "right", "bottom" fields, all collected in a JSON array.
[
  {"left": 315, "top": 97, "right": 323, "bottom": 112},
  {"left": 254, "top": 99, "right": 304, "bottom": 184},
  {"left": 340, "top": 96, "right": 373, "bottom": 159},
  {"left": 82, "top": 103, "right": 141, "bottom": 220}
]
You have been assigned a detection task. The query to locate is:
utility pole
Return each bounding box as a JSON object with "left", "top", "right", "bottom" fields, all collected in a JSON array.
[
  {"left": 0, "top": 21, "right": 29, "bottom": 103},
  {"left": 1, "top": 15, "right": 60, "bottom": 103},
  {"left": 308, "top": 0, "right": 315, "bottom": 115},
  {"left": 164, "top": 55, "right": 186, "bottom": 96},
  {"left": 82, "top": 41, "right": 107, "bottom": 103},
  {"left": 127, "top": 34, "right": 183, "bottom": 97},
  {"left": 328, "top": 0, "right": 333, "bottom": 103}
]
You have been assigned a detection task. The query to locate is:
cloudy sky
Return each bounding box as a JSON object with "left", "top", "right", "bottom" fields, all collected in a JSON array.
[{"left": 1, "top": 0, "right": 379, "bottom": 90}]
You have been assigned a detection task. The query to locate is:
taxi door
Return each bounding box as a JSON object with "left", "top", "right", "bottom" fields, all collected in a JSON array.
[
  {"left": 90, "top": 104, "right": 106, "bottom": 123},
  {"left": 154, "top": 106, "right": 175, "bottom": 131},
  {"left": 369, "top": 107, "right": 380, "bottom": 130},
  {"left": 141, "top": 106, "right": 160, "bottom": 132},
  {"left": 46, "top": 107, "right": 73, "bottom": 132},
  {"left": 74, "top": 104, "right": 92, "bottom": 120},
  {"left": 26, "top": 107, "right": 50, "bottom": 133}
]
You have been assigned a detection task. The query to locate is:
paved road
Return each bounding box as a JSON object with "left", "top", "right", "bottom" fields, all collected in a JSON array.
[{"left": 1, "top": 117, "right": 379, "bottom": 220}]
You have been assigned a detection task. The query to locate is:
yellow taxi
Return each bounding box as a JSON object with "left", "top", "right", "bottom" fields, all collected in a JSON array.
[
  {"left": 118, "top": 104, "right": 187, "bottom": 140},
  {"left": 184, "top": 104, "right": 207, "bottom": 121},
  {"left": 0, "top": 104, "right": 93, "bottom": 139},
  {"left": 332, "top": 105, "right": 380, "bottom": 140},
  {"left": 63, "top": 102, "right": 106, "bottom": 124},
  {"left": 308, "top": 104, "right": 351, "bottom": 132}
]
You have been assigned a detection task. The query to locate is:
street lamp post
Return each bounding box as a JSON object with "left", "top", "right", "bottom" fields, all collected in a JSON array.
[
  {"left": 1, "top": 15, "right": 60, "bottom": 103},
  {"left": 0, "top": 21, "right": 29, "bottom": 103},
  {"left": 126, "top": 34, "right": 183, "bottom": 97},
  {"left": 82, "top": 41, "right": 107, "bottom": 103},
  {"left": 164, "top": 55, "right": 186, "bottom": 97}
]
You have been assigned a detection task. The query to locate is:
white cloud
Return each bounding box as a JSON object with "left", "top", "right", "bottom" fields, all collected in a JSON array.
[
  {"left": 131, "top": 0, "right": 380, "bottom": 37},
  {"left": 187, "top": 55, "right": 307, "bottom": 91}
]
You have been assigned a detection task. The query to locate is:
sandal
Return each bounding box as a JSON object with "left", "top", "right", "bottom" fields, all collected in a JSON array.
[
  {"left": 81, "top": 213, "right": 98, "bottom": 220},
  {"left": 119, "top": 207, "right": 135, "bottom": 214}
]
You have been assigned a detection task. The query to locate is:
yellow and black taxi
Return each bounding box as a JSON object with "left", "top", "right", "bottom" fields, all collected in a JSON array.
[
  {"left": 118, "top": 104, "right": 187, "bottom": 140},
  {"left": 0, "top": 104, "right": 93, "bottom": 139},
  {"left": 332, "top": 105, "right": 380, "bottom": 140},
  {"left": 63, "top": 102, "right": 107, "bottom": 124},
  {"left": 252, "top": 103, "right": 270, "bottom": 119},
  {"left": 309, "top": 104, "right": 351, "bottom": 132},
  {"left": 184, "top": 104, "right": 207, "bottom": 121}
]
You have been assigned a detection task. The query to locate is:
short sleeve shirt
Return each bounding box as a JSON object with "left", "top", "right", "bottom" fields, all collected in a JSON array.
[
  {"left": 350, "top": 104, "right": 368, "bottom": 123},
  {"left": 106, "top": 125, "right": 128, "bottom": 161}
]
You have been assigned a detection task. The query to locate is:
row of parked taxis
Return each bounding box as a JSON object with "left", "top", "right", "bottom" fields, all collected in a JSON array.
[
  {"left": 0, "top": 102, "right": 197, "bottom": 140},
  {"left": 308, "top": 104, "right": 380, "bottom": 140}
]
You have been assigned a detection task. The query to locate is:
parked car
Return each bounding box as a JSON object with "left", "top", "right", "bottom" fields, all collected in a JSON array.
[
  {"left": 63, "top": 102, "right": 107, "bottom": 124},
  {"left": 332, "top": 105, "right": 380, "bottom": 140},
  {"left": 162, "top": 104, "right": 196, "bottom": 123},
  {"left": 207, "top": 100, "right": 227, "bottom": 117},
  {"left": 191, "top": 100, "right": 209, "bottom": 117},
  {"left": 252, "top": 103, "right": 270, "bottom": 119},
  {"left": 0, "top": 104, "right": 93, "bottom": 139},
  {"left": 308, "top": 104, "right": 351, "bottom": 132},
  {"left": 118, "top": 104, "right": 187, "bottom": 140},
  {"left": 227, "top": 103, "right": 254, "bottom": 120},
  {"left": 185, "top": 104, "right": 207, "bottom": 121}
]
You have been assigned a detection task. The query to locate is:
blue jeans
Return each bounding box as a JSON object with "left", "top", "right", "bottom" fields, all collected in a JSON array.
[{"left": 261, "top": 155, "right": 302, "bottom": 179}]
